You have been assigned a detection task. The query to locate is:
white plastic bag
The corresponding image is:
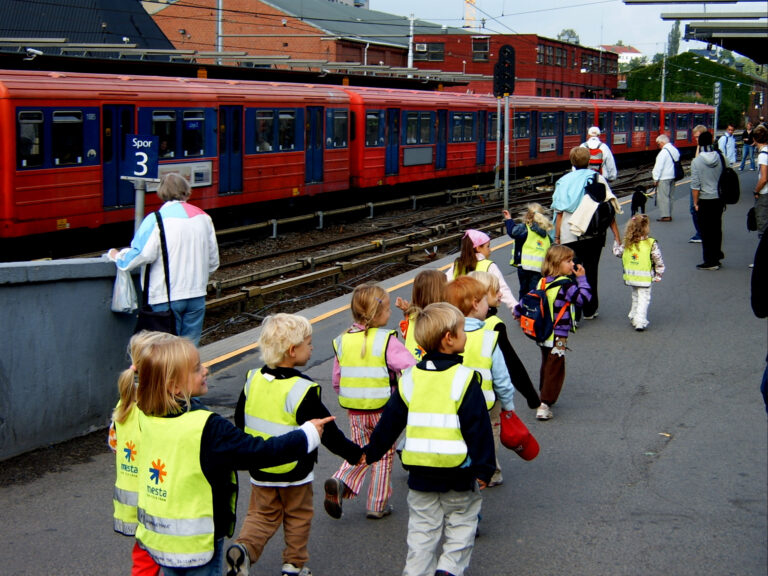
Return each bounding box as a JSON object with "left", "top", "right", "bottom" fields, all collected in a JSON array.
[{"left": 111, "top": 269, "right": 138, "bottom": 314}]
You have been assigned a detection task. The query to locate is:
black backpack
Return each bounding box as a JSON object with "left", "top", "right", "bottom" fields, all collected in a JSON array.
[
  {"left": 583, "top": 174, "right": 615, "bottom": 237},
  {"left": 518, "top": 278, "right": 572, "bottom": 343},
  {"left": 666, "top": 148, "right": 684, "bottom": 181},
  {"left": 716, "top": 152, "right": 740, "bottom": 205}
]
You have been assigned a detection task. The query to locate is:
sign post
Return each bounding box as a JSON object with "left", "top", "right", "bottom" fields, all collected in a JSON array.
[
  {"left": 713, "top": 82, "right": 721, "bottom": 136},
  {"left": 121, "top": 134, "right": 160, "bottom": 232},
  {"left": 493, "top": 45, "right": 515, "bottom": 210}
]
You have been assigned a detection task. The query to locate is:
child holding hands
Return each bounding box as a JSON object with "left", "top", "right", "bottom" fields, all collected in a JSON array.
[
  {"left": 364, "top": 302, "right": 494, "bottom": 576},
  {"left": 612, "top": 214, "right": 665, "bottom": 331},
  {"left": 502, "top": 203, "right": 554, "bottom": 299},
  {"left": 395, "top": 269, "right": 447, "bottom": 360},
  {"left": 226, "top": 314, "right": 363, "bottom": 576}
]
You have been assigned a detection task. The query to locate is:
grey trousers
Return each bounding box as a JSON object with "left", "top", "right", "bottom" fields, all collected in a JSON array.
[{"left": 656, "top": 179, "right": 674, "bottom": 218}]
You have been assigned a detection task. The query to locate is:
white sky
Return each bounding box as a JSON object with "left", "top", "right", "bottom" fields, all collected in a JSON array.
[{"left": 368, "top": 0, "right": 766, "bottom": 58}]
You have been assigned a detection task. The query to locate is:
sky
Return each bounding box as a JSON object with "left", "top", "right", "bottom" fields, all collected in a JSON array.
[{"left": 368, "top": 0, "right": 766, "bottom": 58}]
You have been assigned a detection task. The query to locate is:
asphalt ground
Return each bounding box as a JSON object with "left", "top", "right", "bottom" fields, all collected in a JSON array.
[{"left": 1, "top": 172, "right": 765, "bottom": 576}]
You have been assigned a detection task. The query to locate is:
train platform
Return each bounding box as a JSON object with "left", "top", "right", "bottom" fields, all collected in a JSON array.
[{"left": 1, "top": 172, "right": 766, "bottom": 575}]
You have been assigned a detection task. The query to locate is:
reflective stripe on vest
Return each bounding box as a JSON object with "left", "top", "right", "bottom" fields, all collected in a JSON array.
[
  {"left": 404, "top": 312, "right": 426, "bottom": 360},
  {"left": 462, "top": 328, "right": 498, "bottom": 409},
  {"left": 113, "top": 402, "right": 140, "bottom": 536},
  {"left": 622, "top": 237, "right": 655, "bottom": 287},
  {"left": 520, "top": 226, "right": 551, "bottom": 272},
  {"left": 399, "top": 364, "right": 473, "bottom": 468},
  {"left": 243, "top": 370, "right": 316, "bottom": 474},
  {"left": 136, "top": 409, "right": 218, "bottom": 568},
  {"left": 334, "top": 328, "right": 394, "bottom": 409},
  {"left": 453, "top": 257, "right": 492, "bottom": 279}
]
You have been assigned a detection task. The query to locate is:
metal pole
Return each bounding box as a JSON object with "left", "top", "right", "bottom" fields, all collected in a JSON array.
[
  {"left": 660, "top": 52, "right": 666, "bottom": 103},
  {"left": 494, "top": 98, "right": 501, "bottom": 190},
  {"left": 504, "top": 94, "right": 510, "bottom": 210},
  {"left": 133, "top": 179, "right": 146, "bottom": 233},
  {"left": 217, "top": 0, "right": 223, "bottom": 65}
]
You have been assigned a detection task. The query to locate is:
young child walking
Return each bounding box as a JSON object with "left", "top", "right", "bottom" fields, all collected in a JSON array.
[
  {"left": 502, "top": 204, "right": 554, "bottom": 299},
  {"left": 226, "top": 314, "right": 363, "bottom": 576},
  {"left": 515, "top": 245, "right": 591, "bottom": 421},
  {"left": 612, "top": 215, "right": 665, "bottom": 331},
  {"left": 110, "top": 331, "right": 175, "bottom": 576},
  {"left": 446, "top": 229, "right": 518, "bottom": 314},
  {"left": 130, "top": 333, "right": 333, "bottom": 576},
  {"left": 364, "top": 302, "right": 494, "bottom": 576},
  {"left": 395, "top": 269, "right": 447, "bottom": 360},
  {"left": 445, "top": 275, "right": 517, "bottom": 487},
  {"left": 324, "top": 283, "right": 417, "bottom": 520}
]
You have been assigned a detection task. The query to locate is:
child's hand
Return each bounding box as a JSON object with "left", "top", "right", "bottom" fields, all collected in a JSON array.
[
  {"left": 395, "top": 296, "right": 409, "bottom": 312},
  {"left": 502, "top": 209, "right": 511, "bottom": 220},
  {"left": 653, "top": 275, "right": 662, "bottom": 283},
  {"left": 573, "top": 263, "right": 586, "bottom": 277},
  {"left": 309, "top": 416, "right": 335, "bottom": 437},
  {"left": 359, "top": 453, "right": 367, "bottom": 466},
  {"left": 477, "top": 479, "right": 488, "bottom": 490}
]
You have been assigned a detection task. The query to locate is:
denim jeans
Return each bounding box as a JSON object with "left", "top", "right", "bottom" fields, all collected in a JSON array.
[
  {"left": 160, "top": 538, "right": 224, "bottom": 576},
  {"left": 740, "top": 144, "right": 756, "bottom": 170},
  {"left": 151, "top": 296, "right": 207, "bottom": 346}
]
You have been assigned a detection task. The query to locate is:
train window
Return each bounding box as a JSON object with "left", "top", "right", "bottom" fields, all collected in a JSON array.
[
  {"left": 566, "top": 113, "right": 581, "bottom": 136},
  {"left": 365, "top": 111, "right": 385, "bottom": 147},
  {"left": 539, "top": 113, "right": 556, "bottom": 137},
  {"left": 405, "top": 111, "right": 433, "bottom": 144},
  {"left": 633, "top": 114, "right": 646, "bottom": 132},
  {"left": 677, "top": 114, "right": 689, "bottom": 131},
  {"left": 664, "top": 114, "right": 672, "bottom": 133},
  {"left": 278, "top": 110, "right": 296, "bottom": 151},
  {"left": 152, "top": 111, "right": 176, "bottom": 158},
  {"left": 17, "top": 110, "right": 44, "bottom": 168},
  {"left": 650, "top": 113, "right": 660, "bottom": 131},
  {"left": 326, "top": 109, "right": 348, "bottom": 148},
  {"left": 598, "top": 113, "right": 608, "bottom": 134},
  {"left": 52, "top": 110, "right": 84, "bottom": 166},
  {"left": 693, "top": 114, "right": 706, "bottom": 128},
  {"left": 182, "top": 110, "right": 205, "bottom": 157},
  {"left": 513, "top": 113, "right": 530, "bottom": 139},
  {"left": 613, "top": 113, "right": 628, "bottom": 133},
  {"left": 255, "top": 110, "right": 274, "bottom": 152},
  {"left": 450, "top": 112, "right": 474, "bottom": 143},
  {"left": 489, "top": 113, "right": 499, "bottom": 141}
]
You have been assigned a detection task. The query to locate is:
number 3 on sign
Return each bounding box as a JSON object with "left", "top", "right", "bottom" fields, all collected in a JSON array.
[
  {"left": 134, "top": 151, "right": 149, "bottom": 176},
  {"left": 122, "top": 134, "right": 159, "bottom": 180}
]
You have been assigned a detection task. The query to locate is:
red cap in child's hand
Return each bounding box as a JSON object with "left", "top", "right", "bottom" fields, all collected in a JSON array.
[{"left": 499, "top": 410, "right": 540, "bottom": 460}]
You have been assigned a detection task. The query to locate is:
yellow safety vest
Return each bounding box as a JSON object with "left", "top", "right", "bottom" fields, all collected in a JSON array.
[
  {"left": 113, "top": 402, "right": 140, "bottom": 536},
  {"left": 461, "top": 327, "right": 498, "bottom": 410},
  {"left": 519, "top": 226, "right": 551, "bottom": 272},
  {"left": 333, "top": 328, "right": 394, "bottom": 410},
  {"left": 622, "top": 238, "right": 655, "bottom": 287},
  {"left": 542, "top": 275, "right": 573, "bottom": 345},
  {"left": 453, "top": 257, "right": 492, "bottom": 278},
  {"left": 403, "top": 312, "right": 426, "bottom": 360},
  {"left": 399, "top": 363, "right": 474, "bottom": 468},
  {"left": 136, "top": 410, "right": 220, "bottom": 568},
  {"left": 243, "top": 370, "right": 317, "bottom": 474},
  {"left": 483, "top": 314, "right": 502, "bottom": 332}
]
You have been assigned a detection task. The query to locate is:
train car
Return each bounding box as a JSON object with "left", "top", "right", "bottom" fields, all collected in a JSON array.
[{"left": 0, "top": 69, "right": 714, "bottom": 245}]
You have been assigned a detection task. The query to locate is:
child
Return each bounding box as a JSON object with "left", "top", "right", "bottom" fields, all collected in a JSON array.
[
  {"left": 515, "top": 245, "right": 591, "bottom": 421},
  {"left": 395, "top": 269, "right": 447, "bottom": 360},
  {"left": 364, "top": 302, "right": 494, "bottom": 576},
  {"left": 445, "top": 275, "right": 517, "bottom": 488},
  {"left": 225, "top": 314, "right": 363, "bottom": 576},
  {"left": 131, "top": 333, "right": 334, "bottom": 576},
  {"left": 612, "top": 215, "right": 665, "bottom": 331},
  {"left": 502, "top": 204, "right": 554, "bottom": 299},
  {"left": 446, "top": 229, "right": 518, "bottom": 314},
  {"left": 110, "top": 331, "right": 175, "bottom": 576},
  {"left": 324, "top": 283, "right": 417, "bottom": 520}
]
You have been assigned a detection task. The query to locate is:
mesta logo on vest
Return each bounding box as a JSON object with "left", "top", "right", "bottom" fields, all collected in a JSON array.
[
  {"left": 146, "top": 458, "right": 168, "bottom": 500},
  {"left": 121, "top": 440, "right": 138, "bottom": 475}
]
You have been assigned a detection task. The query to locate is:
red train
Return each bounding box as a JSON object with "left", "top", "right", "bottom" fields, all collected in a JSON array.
[{"left": 0, "top": 69, "right": 714, "bottom": 240}]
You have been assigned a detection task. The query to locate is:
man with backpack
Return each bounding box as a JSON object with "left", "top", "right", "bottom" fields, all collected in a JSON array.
[
  {"left": 580, "top": 126, "right": 617, "bottom": 182},
  {"left": 651, "top": 134, "right": 682, "bottom": 222}
]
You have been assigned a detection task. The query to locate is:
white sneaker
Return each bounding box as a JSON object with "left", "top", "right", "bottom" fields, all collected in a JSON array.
[
  {"left": 282, "top": 563, "right": 312, "bottom": 576},
  {"left": 536, "top": 403, "right": 553, "bottom": 420}
]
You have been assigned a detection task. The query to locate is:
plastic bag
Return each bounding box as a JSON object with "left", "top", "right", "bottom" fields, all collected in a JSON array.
[{"left": 112, "top": 269, "right": 138, "bottom": 314}]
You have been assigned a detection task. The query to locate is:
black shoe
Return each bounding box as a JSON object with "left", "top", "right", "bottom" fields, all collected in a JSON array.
[{"left": 696, "top": 263, "right": 721, "bottom": 270}]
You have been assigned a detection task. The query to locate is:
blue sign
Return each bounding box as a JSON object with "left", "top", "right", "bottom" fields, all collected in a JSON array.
[{"left": 122, "top": 134, "right": 159, "bottom": 179}]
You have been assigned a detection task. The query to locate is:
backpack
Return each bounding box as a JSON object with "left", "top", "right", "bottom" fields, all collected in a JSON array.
[
  {"left": 517, "top": 278, "right": 572, "bottom": 343},
  {"left": 583, "top": 174, "right": 615, "bottom": 237},
  {"left": 716, "top": 152, "right": 740, "bottom": 205},
  {"left": 666, "top": 148, "right": 684, "bottom": 182}
]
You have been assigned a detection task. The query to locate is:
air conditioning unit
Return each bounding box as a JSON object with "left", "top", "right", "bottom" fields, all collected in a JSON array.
[{"left": 415, "top": 43, "right": 427, "bottom": 52}]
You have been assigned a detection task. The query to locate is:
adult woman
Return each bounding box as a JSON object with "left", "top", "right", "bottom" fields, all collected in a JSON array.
[
  {"left": 109, "top": 173, "right": 219, "bottom": 345},
  {"left": 552, "top": 147, "right": 621, "bottom": 320},
  {"left": 690, "top": 131, "right": 724, "bottom": 270},
  {"left": 753, "top": 124, "right": 768, "bottom": 238}
]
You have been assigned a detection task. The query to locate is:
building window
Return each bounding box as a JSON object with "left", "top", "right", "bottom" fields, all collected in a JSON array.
[
  {"left": 546, "top": 45, "right": 554, "bottom": 65},
  {"left": 536, "top": 45, "right": 544, "bottom": 65},
  {"left": 413, "top": 42, "right": 444, "bottom": 62},
  {"left": 17, "top": 110, "right": 44, "bottom": 168},
  {"left": 556, "top": 48, "right": 566, "bottom": 67},
  {"left": 472, "top": 37, "right": 489, "bottom": 62}
]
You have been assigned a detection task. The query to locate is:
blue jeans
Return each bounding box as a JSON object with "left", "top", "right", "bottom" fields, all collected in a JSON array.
[
  {"left": 160, "top": 538, "right": 224, "bottom": 576},
  {"left": 689, "top": 192, "right": 701, "bottom": 239},
  {"left": 740, "top": 144, "right": 756, "bottom": 170},
  {"left": 152, "top": 296, "right": 206, "bottom": 346}
]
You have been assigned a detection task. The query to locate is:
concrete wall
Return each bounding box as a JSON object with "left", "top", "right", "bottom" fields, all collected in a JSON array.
[{"left": 0, "top": 258, "right": 135, "bottom": 460}]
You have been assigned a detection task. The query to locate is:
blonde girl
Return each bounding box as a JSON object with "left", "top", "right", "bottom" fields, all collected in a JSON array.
[
  {"left": 612, "top": 215, "right": 665, "bottom": 331},
  {"left": 517, "top": 245, "right": 591, "bottom": 420},
  {"left": 131, "top": 333, "right": 331, "bottom": 576},
  {"left": 395, "top": 269, "right": 447, "bottom": 360},
  {"left": 446, "top": 229, "right": 518, "bottom": 314},
  {"left": 325, "top": 283, "right": 416, "bottom": 520},
  {"left": 503, "top": 203, "right": 555, "bottom": 299}
]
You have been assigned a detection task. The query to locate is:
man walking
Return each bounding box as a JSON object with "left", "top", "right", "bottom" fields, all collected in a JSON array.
[{"left": 581, "top": 126, "right": 617, "bottom": 181}]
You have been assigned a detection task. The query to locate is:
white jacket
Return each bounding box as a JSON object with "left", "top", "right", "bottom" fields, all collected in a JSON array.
[{"left": 652, "top": 143, "right": 680, "bottom": 181}]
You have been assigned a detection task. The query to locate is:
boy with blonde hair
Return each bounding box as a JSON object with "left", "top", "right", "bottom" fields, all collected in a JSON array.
[
  {"left": 364, "top": 302, "right": 494, "bottom": 576},
  {"left": 226, "top": 314, "right": 362, "bottom": 576}
]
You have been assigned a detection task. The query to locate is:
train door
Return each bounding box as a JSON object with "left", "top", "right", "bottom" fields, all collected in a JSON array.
[
  {"left": 102, "top": 104, "right": 135, "bottom": 207},
  {"left": 556, "top": 111, "right": 565, "bottom": 155},
  {"left": 529, "top": 111, "right": 538, "bottom": 159},
  {"left": 305, "top": 106, "right": 324, "bottom": 183},
  {"left": 385, "top": 108, "right": 400, "bottom": 175},
  {"left": 436, "top": 109, "right": 447, "bottom": 170},
  {"left": 477, "top": 111, "right": 487, "bottom": 165},
  {"left": 218, "top": 106, "right": 243, "bottom": 194}
]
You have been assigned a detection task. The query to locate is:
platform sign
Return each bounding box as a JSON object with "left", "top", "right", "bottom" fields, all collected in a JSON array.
[{"left": 122, "top": 134, "right": 159, "bottom": 180}]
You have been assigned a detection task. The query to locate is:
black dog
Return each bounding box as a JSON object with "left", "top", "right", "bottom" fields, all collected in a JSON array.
[{"left": 631, "top": 185, "right": 650, "bottom": 216}]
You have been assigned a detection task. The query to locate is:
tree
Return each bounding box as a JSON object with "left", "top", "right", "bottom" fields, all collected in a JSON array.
[
  {"left": 667, "top": 21, "right": 681, "bottom": 57},
  {"left": 557, "top": 28, "right": 580, "bottom": 45}
]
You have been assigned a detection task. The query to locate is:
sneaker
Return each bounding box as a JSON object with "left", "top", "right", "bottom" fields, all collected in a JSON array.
[
  {"left": 688, "top": 236, "right": 702, "bottom": 243},
  {"left": 282, "top": 563, "right": 312, "bottom": 576},
  {"left": 583, "top": 312, "right": 599, "bottom": 320},
  {"left": 696, "top": 263, "right": 721, "bottom": 270},
  {"left": 225, "top": 543, "right": 250, "bottom": 576},
  {"left": 323, "top": 477, "right": 345, "bottom": 519},
  {"left": 536, "top": 403, "right": 553, "bottom": 420},
  {"left": 366, "top": 504, "right": 393, "bottom": 519}
]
